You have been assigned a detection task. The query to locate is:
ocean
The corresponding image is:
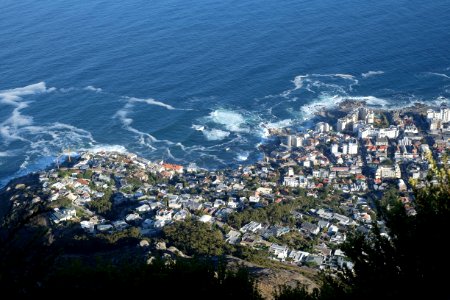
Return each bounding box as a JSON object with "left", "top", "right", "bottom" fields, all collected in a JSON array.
[{"left": 1, "top": 0, "right": 450, "bottom": 185}]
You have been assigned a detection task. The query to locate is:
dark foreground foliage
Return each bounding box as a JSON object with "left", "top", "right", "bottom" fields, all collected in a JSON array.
[
  {"left": 275, "top": 163, "right": 450, "bottom": 300},
  {"left": 0, "top": 197, "right": 261, "bottom": 299}
]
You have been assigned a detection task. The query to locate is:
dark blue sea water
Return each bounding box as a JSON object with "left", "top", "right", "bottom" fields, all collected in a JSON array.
[{"left": 1, "top": 0, "right": 450, "bottom": 185}]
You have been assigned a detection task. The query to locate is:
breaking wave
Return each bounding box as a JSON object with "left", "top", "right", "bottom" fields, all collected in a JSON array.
[
  {"left": 202, "top": 129, "right": 230, "bottom": 141},
  {"left": 236, "top": 151, "right": 249, "bottom": 161},
  {"left": 207, "top": 109, "right": 249, "bottom": 132},
  {"left": 300, "top": 94, "right": 390, "bottom": 120}
]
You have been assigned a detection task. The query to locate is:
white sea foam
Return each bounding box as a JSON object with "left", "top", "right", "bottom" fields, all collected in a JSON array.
[
  {"left": 409, "top": 96, "right": 450, "bottom": 108},
  {"left": 0, "top": 82, "right": 53, "bottom": 104},
  {"left": 329, "top": 74, "right": 359, "bottom": 91},
  {"left": 127, "top": 96, "right": 176, "bottom": 110},
  {"left": 202, "top": 129, "right": 230, "bottom": 141},
  {"left": 362, "top": 71, "right": 385, "bottom": 78},
  {"left": 208, "top": 109, "right": 248, "bottom": 132},
  {"left": 282, "top": 73, "right": 358, "bottom": 97},
  {"left": 300, "top": 94, "right": 390, "bottom": 120},
  {"left": 0, "top": 151, "right": 14, "bottom": 157},
  {"left": 265, "top": 119, "right": 293, "bottom": 129},
  {"left": 3, "top": 102, "right": 33, "bottom": 129},
  {"left": 86, "top": 144, "right": 128, "bottom": 154},
  {"left": 309, "top": 80, "right": 347, "bottom": 94},
  {"left": 0, "top": 82, "right": 55, "bottom": 142},
  {"left": 346, "top": 95, "right": 389, "bottom": 106},
  {"left": 236, "top": 151, "right": 249, "bottom": 161},
  {"left": 60, "top": 87, "right": 77, "bottom": 93},
  {"left": 425, "top": 72, "right": 450, "bottom": 80},
  {"left": 165, "top": 148, "right": 180, "bottom": 161},
  {"left": 333, "top": 74, "right": 355, "bottom": 80},
  {"left": 114, "top": 100, "right": 178, "bottom": 150},
  {"left": 259, "top": 119, "right": 293, "bottom": 138},
  {"left": 114, "top": 104, "right": 134, "bottom": 126},
  {"left": 192, "top": 124, "right": 205, "bottom": 131},
  {"left": 293, "top": 75, "right": 308, "bottom": 90},
  {"left": 84, "top": 85, "right": 103, "bottom": 93},
  {"left": 281, "top": 74, "right": 308, "bottom": 97},
  {"left": 198, "top": 152, "right": 227, "bottom": 166}
]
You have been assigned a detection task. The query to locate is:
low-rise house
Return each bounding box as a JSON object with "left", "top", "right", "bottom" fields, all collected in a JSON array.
[
  {"left": 328, "top": 225, "right": 339, "bottom": 235},
  {"left": 154, "top": 219, "right": 171, "bottom": 228},
  {"left": 240, "top": 233, "right": 260, "bottom": 247},
  {"left": 125, "top": 213, "right": 141, "bottom": 223},
  {"left": 155, "top": 209, "right": 173, "bottom": 221},
  {"left": 173, "top": 209, "right": 189, "bottom": 221},
  {"left": 214, "top": 199, "right": 226, "bottom": 208},
  {"left": 263, "top": 226, "right": 290, "bottom": 239},
  {"left": 97, "top": 224, "right": 114, "bottom": 232},
  {"left": 316, "top": 209, "right": 333, "bottom": 220},
  {"left": 333, "top": 213, "right": 351, "bottom": 225},
  {"left": 168, "top": 198, "right": 182, "bottom": 209},
  {"left": 184, "top": 200, "right": 203, "bottom": 211},
  {"left": 249, "top": 196, "right": 260, "bottom": 203},
  {"left": 136, "top": 204, "right": 151, "bottom": 213},
  {"left": 301, "top": 222, "right": 320, "bottom": 235},
  {"left": 288, "top": 250, "right": 310, "bottom": 263},
  {"left": 80, "top": 220, "right": 95, "bottom": 233},
  {"left": 227, "top": 199, "right": 239, "bottom": 209},
  {"left": 113, "top": 220, "right": 129, "bottom": 230},
  {"left": 199, "top": 215, "right": 213, "bottom": 223},
  {"left": 50, "top": 208, "right": 76, "bottom": 224},
  {"left": 66, "top": 192, "right": 78, "bottom": 202},
  {"left": 269, "top": 244, "right": 289, "bottom": 261},
  {"left": 240, "top": 221, "right": 262, "bottom": 233},
  {"left": 226, "top": 230, "right": 242, "bottom": 245},
  {"left": 318, "top": 220, "right": 330, "bottom": 229},
  {"left": 161, "top": 163, "right": 184, "bottom": 174},
  {"left": 304, "top": 255, "right": 324, "bottom": 267},
  {"left": 50, "top": 192, "right": 59, "bottom": 201},
  {"left": 214, "top": 208, "right": 233, "bottom": 220},
  {"left": 283, "top": 176, "right": 299, "bottom": 187}
]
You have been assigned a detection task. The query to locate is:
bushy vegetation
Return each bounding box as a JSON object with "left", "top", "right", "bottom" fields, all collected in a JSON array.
[
  {"left": 227, "top": 199, "right": 312, "bottom": 229},
  {"left": 88, "top": 188, "right": 113, "bottom": 215},
  {"left": 275, "top": 162, "right": 450, "bottom": 300},
  {"left": 163, "top": 219, "right": 228, "bottom": 256},
  {"left": 35, "top": 257, "right": 262, "bottom": 299},
  {"left": 0, "top": 205, "right": 261, "bottom": 298}
]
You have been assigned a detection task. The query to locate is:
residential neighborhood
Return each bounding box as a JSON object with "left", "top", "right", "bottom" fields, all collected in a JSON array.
[{"left": 3, "top": 101, "right": 449, "bottom": 272}]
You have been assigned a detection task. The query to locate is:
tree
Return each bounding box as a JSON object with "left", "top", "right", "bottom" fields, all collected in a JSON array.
[
  {"left": 163, "top": 219, "right": 227, "bottom": 256},
  {"left": 88, "top": 189, "right": 113, "bottom": 215},
  {"left": 276, "top": 160, "right": 450, "bottom": 299}
]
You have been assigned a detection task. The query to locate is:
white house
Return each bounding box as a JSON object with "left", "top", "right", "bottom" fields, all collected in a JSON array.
[
  {"left": 199, "top": 215, "right": 213, "bottom": 223},
  {"left": 269, "top": 244, "right": 289, "bottom": 261},
  {"left": 50, "top": 208, "right": 76, "bottom": 224},
  {"left": 249, "top": 196, "right": 260, "bottom": 203},
  {"left": 240, "top": 221, "right": 262, "bottom": 233},
  {"left": 136, "top": 204, "right": 151, "bottom": 213},
  {"left": 288, "top": 250, "right": 310, "bottom": 263}
]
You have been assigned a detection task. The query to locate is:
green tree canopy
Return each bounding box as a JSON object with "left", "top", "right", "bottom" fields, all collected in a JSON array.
[
  {"left": 276, "top": 161, "right": 450, "bottom": 299},
  {"left": 163, "top": 219, "right": 227, "bottom": 256}
]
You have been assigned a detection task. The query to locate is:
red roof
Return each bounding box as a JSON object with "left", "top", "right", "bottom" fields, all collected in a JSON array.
[
  {"left": 162, "top": 163, "right": 183, "bottom": 171},
  {"left": 77, "top": 178, "right": 89, "bottom": 185}
]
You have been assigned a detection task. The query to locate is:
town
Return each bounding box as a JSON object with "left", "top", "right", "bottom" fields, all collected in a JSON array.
[{"left": 4, "top": 101, "right": 449, "bottom": 272}]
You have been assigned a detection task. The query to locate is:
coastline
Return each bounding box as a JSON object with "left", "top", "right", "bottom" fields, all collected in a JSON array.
[{"left": 1, "top": 99, "right": 446, "bottom": 191}]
